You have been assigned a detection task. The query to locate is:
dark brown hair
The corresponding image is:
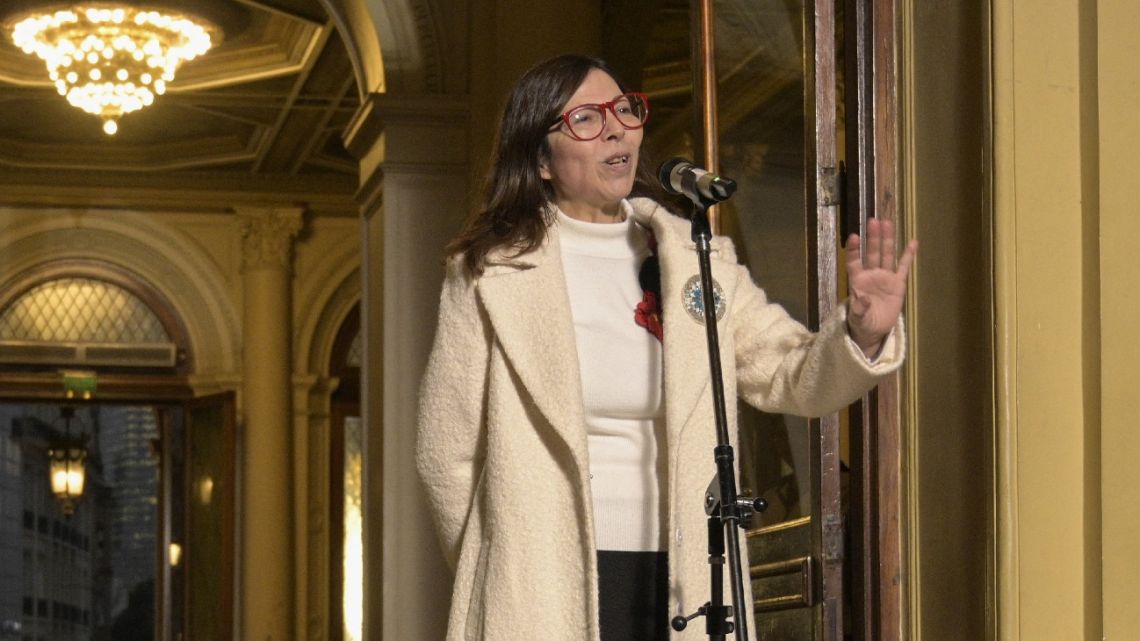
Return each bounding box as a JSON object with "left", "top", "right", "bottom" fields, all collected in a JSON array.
[{"left": 448, "top": 54, "right": 663, "bottom": 278}]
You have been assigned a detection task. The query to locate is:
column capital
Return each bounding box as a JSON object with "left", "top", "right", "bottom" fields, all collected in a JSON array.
[
  {"left": 236, "top": 207, "right": 305, "bottom": 272},
  {"left": 293, "top": 373, "right": 341, "bottom": 409}
]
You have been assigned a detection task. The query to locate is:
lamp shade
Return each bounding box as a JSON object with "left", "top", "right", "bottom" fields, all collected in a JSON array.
[{"left": 48, "top": 408, "right": 88, "bottom": 515}]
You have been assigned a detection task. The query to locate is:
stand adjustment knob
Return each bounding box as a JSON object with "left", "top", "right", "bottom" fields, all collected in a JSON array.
[
  {"left": 670, "top": 603, "right": 709, "bottom": 631},
  {"left": 735, "top": 496, "right": 767, "bottom": 513}
]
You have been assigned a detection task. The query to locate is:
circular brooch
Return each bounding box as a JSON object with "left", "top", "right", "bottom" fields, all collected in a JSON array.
[{"left": 681, "top": 274, "right": 726, "bottom": 324}]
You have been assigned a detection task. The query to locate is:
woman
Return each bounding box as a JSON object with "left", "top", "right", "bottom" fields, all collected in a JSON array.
[{"left": 416, "top": 54, "right": 916, "bottom": 641}]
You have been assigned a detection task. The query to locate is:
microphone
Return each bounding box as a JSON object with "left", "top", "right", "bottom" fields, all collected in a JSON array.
[{"left": 657, "top": 158, "right": 737, "bottom": 204}]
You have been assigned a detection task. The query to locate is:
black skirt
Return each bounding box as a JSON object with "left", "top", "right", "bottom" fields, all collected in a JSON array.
[{"left": 597, "top": 550, "right": 669, "bottom": 641}]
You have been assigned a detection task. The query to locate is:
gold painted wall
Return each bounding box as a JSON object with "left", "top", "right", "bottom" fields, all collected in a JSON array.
[
  {"left": 993, "top": 0, "right": 1139, "bottom": 639},
  {"left": 1097, "top": 1, "right": 1140, "bottom": 638},
  {"left": 995, "top": 1, "right": 1096, "bottom": 639}
]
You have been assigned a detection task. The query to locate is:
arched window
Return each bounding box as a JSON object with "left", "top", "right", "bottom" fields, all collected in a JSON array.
[{"left": 0, "top": 262, "right": 189, "bottom": 373}]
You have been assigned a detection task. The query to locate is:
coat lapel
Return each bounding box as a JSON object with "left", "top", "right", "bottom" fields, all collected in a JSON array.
[
  {"left": 631, "top": 199, "right": 735, "bottom": 450},
  {"left": 476, "top": 228, "right": 590, "bottom": 470},
  {"left": 636, "top": 202, "right": 709, "bottom": 449}
]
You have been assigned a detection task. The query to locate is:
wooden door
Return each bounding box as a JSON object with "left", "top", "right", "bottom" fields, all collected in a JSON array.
[
  {"left": 182, "top": 392, "right": 236, "bottom": 641},
  {"left": 687, "top": 0, "right": 872, "bottom": 639},
  {"left": 843, "top": 0, "right": 905, "bottom": 639}
]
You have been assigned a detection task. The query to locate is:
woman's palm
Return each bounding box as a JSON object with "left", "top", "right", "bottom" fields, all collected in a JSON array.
[{"left": 844, "top": 218, "right": 917, "bottom": 352}]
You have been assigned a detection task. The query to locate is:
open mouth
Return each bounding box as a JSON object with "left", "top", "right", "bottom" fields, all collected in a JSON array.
[{"left": 605, "top": 154, "right": 631, "bottom": 166}]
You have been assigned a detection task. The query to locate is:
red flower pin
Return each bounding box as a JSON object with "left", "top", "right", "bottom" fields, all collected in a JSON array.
[{"left": 635, "top": 290, "right": 663, "bottom": 342}]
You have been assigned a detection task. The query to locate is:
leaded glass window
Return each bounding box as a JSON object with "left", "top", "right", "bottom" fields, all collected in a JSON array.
[
  {"left": 0, "top": 278, "right": 170, "bottom": 344},
  {"left": 346, "top": 330, "right": 361, "bottom": 368}
]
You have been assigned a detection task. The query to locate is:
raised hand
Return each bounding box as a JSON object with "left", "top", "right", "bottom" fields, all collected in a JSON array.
[{"left": 844, "top": 217, "right": 918, "bottom": 357}]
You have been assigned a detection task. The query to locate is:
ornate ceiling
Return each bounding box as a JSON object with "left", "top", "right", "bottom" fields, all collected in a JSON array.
[
  {"left": 0, "top": 0, "right": 800, "bottom": 218},
  {"left": 0, "top": 0, "right": 360, "bottom": 216}
]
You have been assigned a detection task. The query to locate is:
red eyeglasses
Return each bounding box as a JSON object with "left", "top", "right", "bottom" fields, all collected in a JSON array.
[{"left": 551, "top": 92, "right": 650, "bottom": 141}]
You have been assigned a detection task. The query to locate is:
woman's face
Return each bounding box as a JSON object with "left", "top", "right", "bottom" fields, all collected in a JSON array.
[{"left": 540, "top": 68, "right": 643, "bottom": 222}]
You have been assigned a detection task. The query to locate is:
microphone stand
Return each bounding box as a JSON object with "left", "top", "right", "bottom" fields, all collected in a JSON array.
[{"left": 670, "top": 198, "right": 767, "bottom": 641}]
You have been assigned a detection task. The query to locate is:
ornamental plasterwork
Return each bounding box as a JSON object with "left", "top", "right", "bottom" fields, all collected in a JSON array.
[{"left": 236, "top": 208, "right": 304, "bottom": 272}]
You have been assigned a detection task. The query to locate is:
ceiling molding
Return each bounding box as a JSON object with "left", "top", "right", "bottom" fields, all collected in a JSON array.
[
  {"left": 0, "top": 1, "right": 359, "bottom": 196},
  {"left": 235, "top": 0, "right": 327, "bottom": 25},
  {"left": 161, "top": 14, "right": 327, "bottom": 91},
  {"left": 0, "top": 132, "right": 261, "bottom": 171},
  {"left": 0, "top": 169, "right": 359, "bottom": 217}
]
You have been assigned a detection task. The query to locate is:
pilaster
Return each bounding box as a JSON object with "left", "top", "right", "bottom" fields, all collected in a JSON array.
[
  {"left": 293, "top": 373, "right": 339, "bottom": 641},
  {"left": 345, "top": 92, "right": 469, "bottom": 641}
]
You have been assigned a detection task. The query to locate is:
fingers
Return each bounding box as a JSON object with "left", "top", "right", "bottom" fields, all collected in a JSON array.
[
  {"left": 845, "top": 233, "right": 863, "bottom": 276},
  {"left": 881, "top": 221, "right": 896, "bottom": 270},
  {"left": 849, "top": 218, "right": 916, "bottom": 281},
  {"left": 896, "top": 239, "right": 919, "bottom": 281},
  {"left": 865, "top": 218, "right": 882, "bottom": 269}
]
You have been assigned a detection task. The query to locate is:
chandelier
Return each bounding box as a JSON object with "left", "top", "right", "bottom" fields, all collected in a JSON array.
[{"left": 7, "top": 3, "right": 218, "bottom": 135}]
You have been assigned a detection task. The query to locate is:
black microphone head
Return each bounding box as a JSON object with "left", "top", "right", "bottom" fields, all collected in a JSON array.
[
  {"left": 657, "top": 157, "right": 690, "bottom": 194},
  {"left": 710, "top": 176, "right": 737, "bottom": 200}
]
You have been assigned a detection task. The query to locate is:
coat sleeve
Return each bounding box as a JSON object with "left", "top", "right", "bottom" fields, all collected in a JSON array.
[
  {"left": 415, "top": 260, "right": 491, "bottom": 570},
  {"left": 729, "top": 263, "right": 906, "bottom": 417}
]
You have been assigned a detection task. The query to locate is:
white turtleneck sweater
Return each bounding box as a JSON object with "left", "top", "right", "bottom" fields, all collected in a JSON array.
[{"left": 557, "top": 207, "right": 667, "bottom": 553}]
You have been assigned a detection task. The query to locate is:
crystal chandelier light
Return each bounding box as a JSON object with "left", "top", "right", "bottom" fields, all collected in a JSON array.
[{"left": 8, "top": 3, "right": 218, "bottom": 135}]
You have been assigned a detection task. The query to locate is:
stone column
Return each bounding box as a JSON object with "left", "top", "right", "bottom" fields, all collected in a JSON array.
[
  {"left": 237, "top": 207, "right": 303, "bottom": 641},
  {"left": 344, "top": 94, "right": 468, "bottom": 641}
]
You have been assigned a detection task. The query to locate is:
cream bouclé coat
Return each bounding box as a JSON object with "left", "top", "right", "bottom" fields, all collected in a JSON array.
[{"left": 416, "top": 197, "right": 905, "bottom": 641}]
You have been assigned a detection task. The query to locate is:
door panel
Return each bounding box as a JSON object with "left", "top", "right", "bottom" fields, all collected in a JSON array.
[
  {"left": 161, "top": 405, "right": 186, "bottom": 641},
  {"left": 843, "top": 1, "right": 905, "bottom": 638},
  {"left": 183, "top": 392, "right": 235, "bottom": 641},
  {"left": 703, "top": 1, "right": 844, "bottom": 639},
  {"left": 747, "top": 517, "right": 815, "bottom": 638}
]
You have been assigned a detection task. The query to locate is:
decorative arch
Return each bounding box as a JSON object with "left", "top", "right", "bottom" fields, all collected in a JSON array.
[
  {"left": 297, "top": 264, "right": 361, "bottom": 378},
  {"left": 0, "top": 209, "right": 241, "bottom": 376},
  {"left": 318, "top": 0, "right": 446, "bottom": 95},
  {"left": 0, "top": 259, "right": 192, "bottom": 373}
]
